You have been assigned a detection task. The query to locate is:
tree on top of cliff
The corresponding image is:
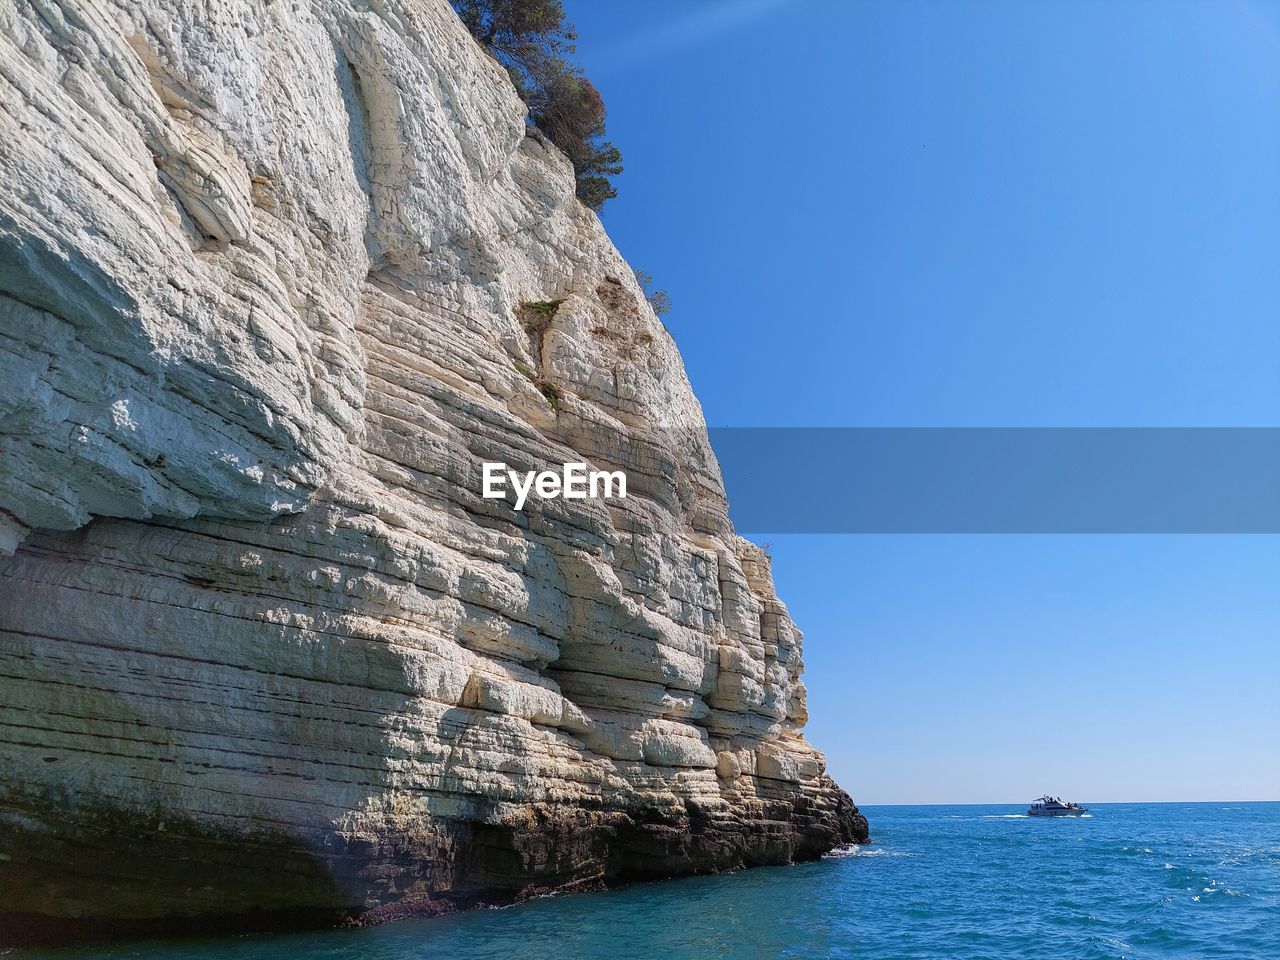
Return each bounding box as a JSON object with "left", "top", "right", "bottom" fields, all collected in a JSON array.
[
  {"left": 453, "top": 0, "right": 623, "bottom": 210},
  {"left": 455, "top": 0, "right": 575, "bottom": 61}
]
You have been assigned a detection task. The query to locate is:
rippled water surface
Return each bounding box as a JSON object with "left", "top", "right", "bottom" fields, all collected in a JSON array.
[{"left": 13, "top": 803, "right": 1278, "bottom": 960}]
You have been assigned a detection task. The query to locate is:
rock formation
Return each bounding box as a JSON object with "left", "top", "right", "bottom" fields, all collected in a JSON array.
[{"left": 0, "top": 0, "right": 866, "bottom": 944}]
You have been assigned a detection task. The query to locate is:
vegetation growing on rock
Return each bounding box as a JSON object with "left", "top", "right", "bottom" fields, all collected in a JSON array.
[
  {"left": 454, "top": 0, "right": 622, "bottom": 210},
  {"left": 633, "top": 270, "right": 672, "bottom": 317}
]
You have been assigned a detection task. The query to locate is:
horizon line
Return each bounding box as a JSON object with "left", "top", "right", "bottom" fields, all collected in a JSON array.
[{"left": 857, "top": 798, "right": 1279, "bottom": 806}]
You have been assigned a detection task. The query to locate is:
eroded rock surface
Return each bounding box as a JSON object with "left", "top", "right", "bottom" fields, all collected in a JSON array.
[{"left": 0, "top": 0, "right": 866, "bottom": 944}]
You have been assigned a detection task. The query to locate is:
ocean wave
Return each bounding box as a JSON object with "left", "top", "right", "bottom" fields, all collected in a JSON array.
[
  {"left": 1203, "top": 880, "right": 1247, "bottom": 897},
  {"left": 824, "top": 844, "right": 910, "bottom": 859},
  {"left": 980, "top": 814, "right": 1029, "bottom": 819}
]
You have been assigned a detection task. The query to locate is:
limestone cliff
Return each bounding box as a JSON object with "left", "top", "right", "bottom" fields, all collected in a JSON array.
[{"left": 0, "top": 0, "right": 866, "bottom": 944}]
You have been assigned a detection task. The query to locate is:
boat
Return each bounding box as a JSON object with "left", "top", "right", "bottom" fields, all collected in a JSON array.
[{"left": 1027, "top": 795, "right": 1088, "bottom": 816}]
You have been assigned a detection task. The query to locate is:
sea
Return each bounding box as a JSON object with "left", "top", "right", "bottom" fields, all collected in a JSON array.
[{"left": 10, "top": 802, "right": 1277, "bottom": 960}]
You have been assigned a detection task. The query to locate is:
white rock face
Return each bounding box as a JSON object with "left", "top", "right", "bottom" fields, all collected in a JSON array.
[{"left": 0, "top": 0, "right": 863, "bottom": 940}]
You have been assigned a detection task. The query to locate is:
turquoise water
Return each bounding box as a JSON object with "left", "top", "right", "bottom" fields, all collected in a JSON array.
[{"left": 13, "top": 803, "right": 1277, "bottom": 960}]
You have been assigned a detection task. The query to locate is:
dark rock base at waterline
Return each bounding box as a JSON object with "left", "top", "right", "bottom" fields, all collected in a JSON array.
[{"left": 0, "top": 780, "right": 867, "bottom": 948}]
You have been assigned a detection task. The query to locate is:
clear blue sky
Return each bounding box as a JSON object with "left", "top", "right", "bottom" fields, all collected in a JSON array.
[{"left": 563, "top": 0, "right": 1280, "bottom": 803}]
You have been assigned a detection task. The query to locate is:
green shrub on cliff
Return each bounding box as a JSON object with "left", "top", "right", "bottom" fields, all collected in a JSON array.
[{"left": 453, "top": 0, "right": 622, "bottom": 210}]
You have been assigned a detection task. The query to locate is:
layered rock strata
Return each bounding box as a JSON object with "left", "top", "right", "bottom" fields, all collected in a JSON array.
[{"left": 0, "top": 0, "right": 866, "bottom": 944}]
